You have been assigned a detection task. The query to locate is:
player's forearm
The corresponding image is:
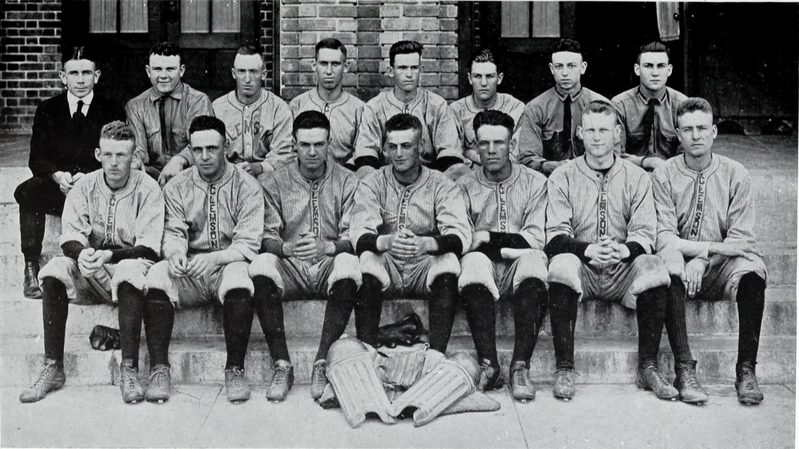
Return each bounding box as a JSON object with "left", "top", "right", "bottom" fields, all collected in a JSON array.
[
  {"left": 489, "top": 232, "right": 531, "bottom": 250},
  {"left": 207, "top": 248, "right": 247, "bottom": 267},
  {"left": 545, "top": 234, "right": 591, "bottom": 262},
  {"left": 163, "top": 241, "right": 188, "bottom": 261},
  {"left": 355, "top": 233, "right": 380, "bottom": 255},
  {"left": 667, "top": 238, "right": 711, "bottom": 259},
  {"left": 262, "top": 238, "right": 285, "bottom": 256},
  {"left": 429, "top": 234, "right": 461, "bottom": 256},
  {"left": 61, "top": 240, "right": 86, "bottom": 261},
  {"left": 430, "top": 156, "right": 463, "bottom": 172},
  {"left": 621, "top": 242, "right": 646, "bottom": 263},
  {"left": 354, "top": 156, "right": 381, "bottom": 170},
  {"left": 108, "top": 246, "right": 160, "bottom": 263},
  {"left": 332, "top": 239, "right": 353, "bottom": 255}
]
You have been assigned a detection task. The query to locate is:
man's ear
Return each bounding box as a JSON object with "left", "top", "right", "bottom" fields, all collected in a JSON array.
[
  {"left": 179, "top": 64, "right": 186, "bottom": 78},
  {"left": 497, "top": 72, "right": 504, "bottom": 85},
  {"left": 576, "top": 125, "right": 584, "bottom": 141},
  {"left": 580, "top": 61, "right": 587, "bottom": 75},
  {"left": 633, "top": 63, "right": 641, "bottom": 77},
  {"left": 343, "top": 60, "right": 350, "bottom": 73},
  {"left": 95, "top": 148, "right": 102, "bottom": 162}
]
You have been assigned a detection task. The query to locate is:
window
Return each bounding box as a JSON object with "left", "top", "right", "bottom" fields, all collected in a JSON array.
[
  {"left": 500, "top": 2, "right": 560, "bottom": 38},
  {"left": 89, "top": 0, "right": 148, "bottom": 33},
  {"left": 181, "top": 0, "right": 241, "bottom": 33}
]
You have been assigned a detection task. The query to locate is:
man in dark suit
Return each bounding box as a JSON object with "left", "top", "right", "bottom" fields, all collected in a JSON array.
[{"left": 14, "top": 46, "right": 125, "bottom": 299}]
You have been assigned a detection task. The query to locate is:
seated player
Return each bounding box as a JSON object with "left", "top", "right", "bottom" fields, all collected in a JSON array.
[
  {"left": 456, "top": 110, "right": 549, "bottom": 401},
  {"left": 144, "top": 116, "right": 264, "bottom": 404},
  {"left": 248, "top": 111, "right": 361, "bottom": 402},
  {"left": 350, "top": 113, "right": 471, "bottom": 355},
  {"left": 545, "top": 101, "right": 676, "bottom": 401},
  {"left": 653, "top": 97, "right": 767, "bottom": 405},
  {"left": 19, "top": 121, "right": 164, "bottom": 404}
]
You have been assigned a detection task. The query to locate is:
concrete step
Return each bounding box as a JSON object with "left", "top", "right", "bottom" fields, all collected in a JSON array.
[
  {"left": 2, "top": 335, "right": 794, "bottom": 387},
  {"left": 1, "top": 286, "right": 795, "bottom": 340}
]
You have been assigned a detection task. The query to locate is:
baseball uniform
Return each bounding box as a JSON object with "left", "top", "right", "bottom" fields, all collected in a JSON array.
[
  {"left": 290, "top": 88, "right": 364, "bottom": 168},
  {"left": 450, "top": 93, "right": 525, "bottom": 163}
]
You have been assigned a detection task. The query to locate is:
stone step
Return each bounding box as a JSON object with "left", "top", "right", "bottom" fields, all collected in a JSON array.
[
  {"left": 2, "top": 286, "right": 794, "bottom": 340},
  {"left": 2, "top": 335, "right": 794, "bottom": 387}
]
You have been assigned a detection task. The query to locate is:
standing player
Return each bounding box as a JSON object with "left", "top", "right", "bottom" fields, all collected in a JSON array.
[
  {"left": 518, "top": 39, "right": 610, "bottom": 175},
  {"left": 144, "top": 116, "right": 264, "bottom": 404},
  {"left": 290, "top": 38, "right": 364, "bottom": 170},
  {"left": 653, "top": 98, "right": 766, "bottom": 405},
  {"left": 350, "top": 114, "right": 471, "bottom": 354},
  {"left": 456, "top": 111, "right": 548, "bottom": 401},
  {"left": 354, "top": 41, "right": 464, "bottom": 177},
  {"left": 450, "top": 49, "right": 525, "bottom": 166},
  {"left": 125, "top": 42, "right": 213, "bottom": 184},
  {"left": 249, "top": 111, "right": 361, "bottom": 401},
  {"left": 545, "top": 101, "right": 676, "bottom": 401},
  {"left": 19, "top": 121, "right": 164, "bottom": 404},
  {"left": 612, "top": 41, "right": 687, "bottom": 171},
  {"left": 186, "top": 45, "right": 294, "bottom": 181},
  {"left": 15, "top": 46, "right": 125, "bottom": 299}
]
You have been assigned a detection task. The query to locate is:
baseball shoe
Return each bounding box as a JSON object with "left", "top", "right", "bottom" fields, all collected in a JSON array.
[
  {"left": 266, "top": 360, "right": 294, "bottom": 402},
  {"left": 145, "top": 364, "right": 171, "bottom": 403},
  {"left": 735, "top": 363, "right": 764, "bottom": 405},
  {"left": 224, "top": 367, "right": 251, "bottom": 404},
  {"left": 673, "top": 360, "right": 708, "bottom": 404},
  {"left": 509, "top": 361, "right": 535, "bottom": 402},
  {"left": 119, "top": 361, "right": 145, "bottom": 404},
  {"left": 477, "top": 359, "right": 504, "bottom": 392},
  {"left": 637, "top": 365, "right": 679, "bottom": 400},
  {"left": 310, "top": 360, "right": 328, "bottom": 400},
  {"left": 19, "top": 359, "right": 65, "bottom": 403},
  {"left": 23, "top": 261, "right": 42, "bottom": 299},
  {"left": 553, "top": 368, "right": 575, "bottom": 400}
]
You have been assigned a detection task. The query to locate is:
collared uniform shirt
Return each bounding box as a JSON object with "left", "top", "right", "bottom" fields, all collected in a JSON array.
[
  {"left": 450, "top": 93, "right": 525, "bottom": 162},
  {"left": 290, "top": 88, "right": 364, "bottom": 168},
  {"left": 162, "top": 163, "right": 263, "bottom": 260},
  {"left": 125, "top": 83, "right": 213, "bottom": 170},
  {"left": 354, "top": 88, "right": 463, "bottom": 166},
  {"left": 518, "top": 86, "right": 610, "bottom": 171},
  {"left": 612, "top": 86, "right": 687, "bottom": 162}
]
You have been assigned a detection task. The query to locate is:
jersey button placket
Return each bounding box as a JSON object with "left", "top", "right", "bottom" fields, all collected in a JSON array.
[{"left": 396, "top": 188, "right": 412, "bottom": 273}]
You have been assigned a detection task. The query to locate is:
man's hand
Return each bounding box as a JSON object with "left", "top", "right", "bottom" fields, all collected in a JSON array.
[
  {"left": 168, "top": 253, "right": 188, "bottom": 278},
  {"left": 355, "top": 165, "right": 377, "bottom": 180},
  {"left": 542, "top": 160, "right": 566, "bottom": 175},
  {"left": 237, "top": 161, "right": 264, "bottom": 178},
  {"left": 643, "top": 157, "right": 667, "bottom": 171},
  {"left": 501, "top": 248, "right": 534, "bottom": 260},
  {"left": 55, "top": 171, "right": 75, "bottom": 196},
  {"left": 585, "top": 236, "right": 627, "bottom": 266},
  {"left": 710, "top": 241, "right": 763, "bottom": 261},
  {"left": 158, "top": 156, "right": 187, "bottom": 187},
  {"left": 681, "top": 257, "right": 708, "bottom": 298},
  {"left": 78, "top": 248, "right": 109, "bottom": 277},
  {"left": 185, "top": 253, "right": 215, "bottom": 279},
  {"left": 380, "top": 229, "right": 432, "bottom": 259},
  {"left": 469, "top": 230, "right": 491, "bottom": 251},
  {"left": 292, "top": 232, "right": 329, "bottom": 262}
]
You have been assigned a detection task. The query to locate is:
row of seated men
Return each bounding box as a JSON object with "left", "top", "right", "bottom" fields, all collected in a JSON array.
[{"left": 15, "top": 37, "right": 767, "bottom": 409}]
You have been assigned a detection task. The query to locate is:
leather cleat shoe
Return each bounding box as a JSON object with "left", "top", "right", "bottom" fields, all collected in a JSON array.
[
  {"left": 23, "top": 261, "right": 42, "bottom": 299},
  {"left": 510, "top": 361, "right": 535, "bottom": 402},
  {"left": 477, "top": 359, "right": 504, "bottom": 392},
  {"left": 553, "top": 368, "right": 576, "bottom": 400},
  {"left": 224, "top": 367, "right": 251, "bottom": 404},
  {"left": 310, "top": 360, "right": 328, "bottom": 400},
  {"left": 19, "top": 359, "right": 65, "bottom": 403},
  {"left": 674, "top": 360, "right": 708, "bottom": 404},
  {"left": 120, "top": 362, "right": 145, "bottom": 404},
  {"left": 637, "top": 365, "right": 679, "bottom": 400},
  {"left": 145, "top": 365, "right": 171, "bottom": 403},
  {"left": 266, "top": 360, "right": 294, "bottom": 402},
  {"left": 735, "top": 363, "right": 764, "bottom": 405}
]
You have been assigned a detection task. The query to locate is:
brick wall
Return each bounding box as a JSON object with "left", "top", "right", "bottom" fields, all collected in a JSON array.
[
  {"left": 279, "top": 0, "right": 459, "bottom": 102},
  {"left": 260, "top": 0, "right": 277, "bottom": 91},
  {"left": 0, "top": 0, "right": 63, "bottom": 134}
]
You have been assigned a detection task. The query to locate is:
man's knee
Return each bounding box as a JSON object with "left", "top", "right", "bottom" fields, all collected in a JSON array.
[
  {"left": 328, "top": 253, "right": 362, "bottom": 293},
  {"left": 218, "top": 262, "right": 254, "bottom": 301},
  {"left": 547, "top": 254, "right": 582, "bottom": 293},
  {"left": 359, "top": 251, "right": 390, "bottom": 291},
  {"left": 426, "top": 253, "right": 460, "bottom": 289},
  {"left": 459, "top": 252, "right": 498, "bottom": 299}
]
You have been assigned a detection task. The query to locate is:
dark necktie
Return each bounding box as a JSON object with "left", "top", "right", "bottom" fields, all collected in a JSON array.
[
  {"left": 641, "top": 98, "right": 659, "bottom": 155},
  {"left": 73, "top": 100, "right": 85, "bottom": 120},
  {"left": 562, "top": 95, "right": 572, "bottom": 154},
  {"left": 157, "top": 96, "right": 173, "bottom": 156}
]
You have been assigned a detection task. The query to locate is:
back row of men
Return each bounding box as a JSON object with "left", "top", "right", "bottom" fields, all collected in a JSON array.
[{"left": 17, "top": 38, "right": 766, "bottom": 408}]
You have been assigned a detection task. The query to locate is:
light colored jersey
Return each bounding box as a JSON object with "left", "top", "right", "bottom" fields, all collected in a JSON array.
[
  {"left": 354, "top": 88, "right": 463, "bottom": 166},
  {"left": 457, "top": 164, "right": 547, "bottom": 250},
  {"left": 60, "top": 169, "right": 164, "bottom": 254},
  {"left": 162, "top": 163, "right": 263, "bottom": 261},
  {"left": 546, "top": 156, "right": 655, "bottom": 251},
  {"left": 290, "top": 88, "right": 364, "bottom": 167},
  {"left": 450, "top": 93, "right": 525, "bottom": 162}
]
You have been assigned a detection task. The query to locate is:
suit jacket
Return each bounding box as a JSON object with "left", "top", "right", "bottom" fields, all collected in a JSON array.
[{"left": 29, "top": 91, "right": 126, "bottom": 178}]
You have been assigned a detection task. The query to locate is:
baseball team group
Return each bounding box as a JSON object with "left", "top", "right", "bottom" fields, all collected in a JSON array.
[{"left": 14, "top": 36, "right": 767, "bottom": 412}]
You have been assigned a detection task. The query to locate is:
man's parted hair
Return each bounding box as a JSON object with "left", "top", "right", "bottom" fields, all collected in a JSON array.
[
  {"left": 676, "top": 97, "right": 714, "bottom": 122},
  {"left": 62, "top": 46, "right": 97, "bottom": 66},
  {"left": 471, "top": 49, "right": 500, "bottom": 72},
  {"left": 389, "top": 40, "right": 424, "bottom": 66},
  {"left": 293, "top": 110, "right": 330, "bottom": 139},
  {"left": 100, "top": 120, "right": 135, "bottom": 142},
  {"left": 637, "top": 41, "right": 670, "bottom": 63},
  {"left": 150, "top": 42, "right": 182, "bottom": 59},
  {"left": 582, "top": 100, "right": 618, "bottom": 125},
  {"left": 551, "top": 38, "right": 583, "bottom": 59},
  {"left": 473, "top": 110, "right": 514, "bottom": 137},
  {"left": 315, "top": 38, "right": 347, "bottom": 59},
  {"left": 385, "top": 113, "right": 423, "bottom": 135},
  {"left": 189, "top": 115, "right": 226, "bottom": 139}
]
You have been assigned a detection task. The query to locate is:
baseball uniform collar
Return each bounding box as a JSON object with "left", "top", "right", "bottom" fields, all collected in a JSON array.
[
  {"left": 387, "top": 87, "right": 424, "bottom": 110},
  {"left": 290, "top": 159, "right": 333, "bottom": 183},
  {"left": 676, "top": 152, "right": 720, "bottom": 176},
  {"left": 148, "top": 82, "right": 185, "bottom": 102},
  {"left": 225, "top": 88, "right": 270, "bottom": 111},
  {"left": 475, "top": 162, "right": 521, "bottom": 187},
  {"left": 385, "top": 164, "right": 430, "bottom": 190},
  {"left": 191, "top": 160, "right": 235, "bottom": 187},
  {"left": 99, "top": 168, "right": 140, "bottom": 198},
  {"left": 310, "top": 86, "right": 348, "bottom": 107},
  {"left": 574, "top": 154, "right": 624, "bottom": 181}
]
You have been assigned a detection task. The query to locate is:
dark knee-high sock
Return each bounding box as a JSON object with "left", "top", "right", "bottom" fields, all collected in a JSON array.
[
  {"left": 512, "top": 278, "right": 548, "bottom": 365},
  {"left": 252, "top": 276, "right": 290, "bottom": 362},
  {"left": 428, "top": 273, "right": 459, "bottom": 353},
  {"left": 636, "top": 286, "right": 667, "bottom": 368},
  {"left": 354, "top": 274, "right": 383, "bottom": 346},
  {"left": 42, "top": 277, "right": 69, "bottom": 365},
  {"left": 665, "top": 275, "right": 693, "bottom": 363},
  {"left": 117, "top": 282, "right": 145, "bottom": 368},
  {"left": 736, "top": 272, "right": 766, "bottom": 366},
  {"left": 549, "top": 282, "right": 578, "bottom": 370},
  {"left": 316, "top": 279, "right": 358, "bottom": 361},
  {"left": 223, "top": 289, "right": 254, "bottom": 369},
  {"left": 461, "top": 284, "right": 498, "bottom": 366},
  {"left": 143, "top": 289, "right": 174, "bottom": 367}
]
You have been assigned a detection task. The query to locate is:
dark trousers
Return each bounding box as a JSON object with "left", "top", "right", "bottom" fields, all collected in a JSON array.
[{"left": 14, "top": 176, "right": 66, "bottom": 261}]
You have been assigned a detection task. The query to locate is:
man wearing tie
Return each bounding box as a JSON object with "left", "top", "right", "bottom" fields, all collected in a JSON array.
[
  {"left": 612, "top": 41, "right": 687, "bottom": 171},
  {"left": 14, "top": 46, "right": 125, "bottom": 299}
]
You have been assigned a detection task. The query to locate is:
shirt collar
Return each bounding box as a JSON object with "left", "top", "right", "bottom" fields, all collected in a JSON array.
[
  {"left": 637, "top": 86, "right": 668, "bottom": 104},
  {"left": 387, "top": 87, "right": 422, "bottom": 109},
  {"left": 67, "top": 90, "right": 93, "bottom": 106},
  {"left": 554, "top": 86, "right": 583, "bottom": 102},
  {"left": 148, "top": 82, "right": 185, "bottom": 102}
]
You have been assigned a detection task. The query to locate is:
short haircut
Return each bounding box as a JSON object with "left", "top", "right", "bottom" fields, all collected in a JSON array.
[
  {"left": 676, "top": 97, "right": 714, "bottom": 122},
  {"left": 637, "top": 41, "right": 670, "bottom": 63},
  {"left": 236, "top": 45, "right": 262, "bottom": 56},
  {"left": 150, "top": 42, "right": 182, "bottom": 60},
  {"left": 385, "top": 113, "right": 422, "bottom": 135},
  {"left": 473, "top": 110, "right": 515, "bottom": 137},
  {"left": 551, "top": 38, "right": 583, "bottom": 59},
  {"left": 582, "top": 100, "right": 618, "bottom": 125},
  {"left": 293, "top": 110, "right": 330, "bottom": 139},
  {"left": 389, "top": 40, "right": 423, "bottom": 66},
  {"left": 471, "top": 49, "right": 499, "bottom": 71},
  {"left": 100, "top": 120, "right": 135, "bottom": 143},
  {"left": 189, "top": 115, "right": 226, "bottom": 139},
  {"left": 62, "top": 46, "right": 97, "bottom": 66},
  {"left": 315, "top": 38, "right": 347, "bottom": 59}
]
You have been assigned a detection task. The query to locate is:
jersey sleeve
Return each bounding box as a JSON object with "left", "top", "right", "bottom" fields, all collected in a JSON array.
[
  {"left": 517, "top": 102, "right": 545, "bottom": 171},
  {"left": 724, "top": 167, "right": 757, "bottom": 243},
  {"left": 337, "top": 173, "right": 359, "bottom": 243},
  {"left": 134, "top": 182, "right": 166, "bottom": 255},
  {"left": 625, "top": 170, "right": 656, "bottom": 253},
  {"left": 519, "top": 176, "right": 547, "bottom": 250},
  {"left": 229, "top": 177, "right": 265, "bottom": 261},
  {"left": 651, "top": 166, "right": 681, "bottom": 252},
  {"left": 509, "top": 100, "right": 526, "bottom": 163},
  {"left": 545, "top": 169, "right": 575, "bottom": 243},
  {"left": 161, "top": 180, "right": 189, "bottom": 259},
  {"left": 434, "top": 179, "right": 472, "bottom": 254},
  {"left": 431, "top": 100, "right": 463, "bottom": 161},
  {"left": 59, "top": 179, "right": 92, "bottom": 247},
  {"left": 260, "top": 98, "right": 296, "bottom": 172},
  {"left": 354, "top": 102, "right": 384, "bottom": 162},
  {"left": 125, "top": 100, "right": 150, "bottom": 165},
  {"left": 349, "top": 173, "right": 384, "bottom": 248},
  {"left": 261, "top": 175, "right": 285, "bottom": 247}
]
